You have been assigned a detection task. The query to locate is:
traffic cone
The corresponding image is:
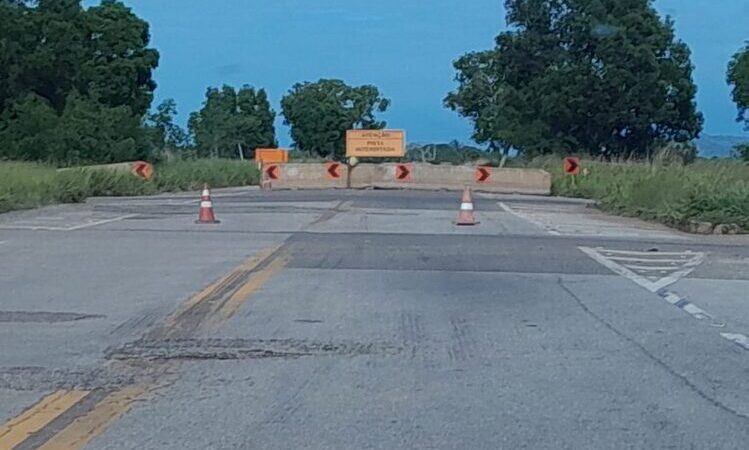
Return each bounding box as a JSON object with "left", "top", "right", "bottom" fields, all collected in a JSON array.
[
  {"left": 456, "top": 186, "right": 477, "bottom": 226},
  {"left": 196, "top": 184, "right": 220, "bottom": 224}
]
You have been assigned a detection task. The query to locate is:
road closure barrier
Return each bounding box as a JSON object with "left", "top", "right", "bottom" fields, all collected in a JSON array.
[
  {"left": 350, "top": 163, "right": 551, "bottom": 195},
  {"left": 262, "top": 163, "right": 348, "bottom": 189},
  {"left": 263, "top": 163, "right": 550, "bottom": 195}
]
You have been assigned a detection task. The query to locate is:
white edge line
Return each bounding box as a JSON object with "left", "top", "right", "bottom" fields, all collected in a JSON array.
[
  {"left": 498, "top": 202, "right": 562, "bottom": 236},
  {"left": 65, "top": 214, "right": 138, "bottom": 231},
  {"left": 721, "top": 333, "right": 749, "bottom": 350}
]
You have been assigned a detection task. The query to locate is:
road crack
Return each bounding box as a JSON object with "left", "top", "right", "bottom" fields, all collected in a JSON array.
[{"left": 557, "top": 277, "right": 749, "bottom": 422}]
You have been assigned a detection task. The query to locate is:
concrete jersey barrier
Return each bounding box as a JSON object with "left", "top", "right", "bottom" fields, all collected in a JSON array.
[
  {"left": 350, "top": 163, "right": 551, "bottom": 195},
  {"left": 263, "top": 162, "right": 348, "bottom": 189},
  {"left": 263, "top": 162, "right": 551, "bottom": 195}
]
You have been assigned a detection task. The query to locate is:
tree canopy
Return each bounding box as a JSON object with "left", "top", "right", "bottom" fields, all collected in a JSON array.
[
  {"left": 445, "top": 0, "right": 704, "bottom": 160},
  {"left": 728, "top": 44, "right": 749, "bottom": 130},
  {"left": 144, "top": 98, "right": 189, "bottom": 156},
  {"left": 188, "top": 85, "right": 276, "bottom": 159},
  {"left": 0, "top": 0, "right": 159, "bottom": 165},
  {"left": 280, "top": 79, "right": 390, "bottom": 159}
]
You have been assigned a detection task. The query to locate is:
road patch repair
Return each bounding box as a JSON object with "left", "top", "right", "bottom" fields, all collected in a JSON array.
[{"left": 0, "top": 242, "right": 290, "bottom": 449}]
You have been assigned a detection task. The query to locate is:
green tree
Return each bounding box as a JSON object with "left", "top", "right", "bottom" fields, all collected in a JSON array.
[
  {"left": 728, "top": 44, "right": 749, "bottom": 129},
  {"left": 188, "top": 85, "right": 276, "bottom": 159},
  {"left": 280, "top": 79, "right": 390, "bottom": 159},
  {"left": 446, "top": 0, "right": 703, "bottom": 160},
  {"left": 81, "top": 0, "right": 160, "bottom": 116},
  {"left": 0, "top": 0, "right": 159, "bottom": 164},
  {"left": 0, "top": 92, "right": 146, "bottom": 165},
  {"left": 145, "top": 99, "right": 188, "bottom": 153}
]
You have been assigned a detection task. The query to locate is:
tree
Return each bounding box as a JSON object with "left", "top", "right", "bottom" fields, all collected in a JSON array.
[
  {"left": 0, "top": 91, "right": 146, "bottom": 164},
  {"left": 145, "top": 99, "right": 188, "bottom": 153},
  {"left": 280, "top": 79, "right": 390, "bottom": 159},
  {"left": 81, "top": 0, "right": 160, "bottom": 116},
  {"left": 728, "top": 44, "right": 749, "bottom": 129},
  {"left": 446, "top": 0, "right": 703, "bottom": 160},
  {"left": 0, "top": 0, "right": 159, "bottom": 164},
  {"left": 188, "top": 85, "right": 276, "bottom": 159}
]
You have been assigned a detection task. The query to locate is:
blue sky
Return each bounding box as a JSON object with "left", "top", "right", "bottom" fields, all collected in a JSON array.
[{"left": 85, "top": 0, "right": 749, "bottom": 146}]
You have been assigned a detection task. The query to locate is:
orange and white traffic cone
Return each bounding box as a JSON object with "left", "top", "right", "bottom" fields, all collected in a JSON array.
[
  {"left": 456, "top": 186, "right": 477, "bottom": 226},
  {"left": 196, "top": 184, "right": 219, "bottom": 224}
]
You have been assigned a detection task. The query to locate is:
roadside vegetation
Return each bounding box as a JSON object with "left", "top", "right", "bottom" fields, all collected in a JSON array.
[
  {"left": 526, "top": 157, "right": 749, "bottom": 233},
  {"left": 0, "top": 160, "right": 258, "bottom": 214}
]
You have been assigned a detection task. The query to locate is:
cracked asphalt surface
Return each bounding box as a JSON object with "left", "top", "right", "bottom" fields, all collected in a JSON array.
[{"left": 1, "top": 188, "right": 748, "bottom": 449}]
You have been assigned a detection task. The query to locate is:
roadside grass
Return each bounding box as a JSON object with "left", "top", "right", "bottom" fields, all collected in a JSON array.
[
  {"left": 0, "top": 159, "right": 259, "bottom": 214},
  {"left": 527, "top": 157, "right": 749, "bottom": 232}
]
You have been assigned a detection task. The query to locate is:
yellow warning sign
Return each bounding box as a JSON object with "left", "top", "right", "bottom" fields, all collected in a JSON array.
[{"left": 346, "top": 130, "right": 405, "bottom": 158}]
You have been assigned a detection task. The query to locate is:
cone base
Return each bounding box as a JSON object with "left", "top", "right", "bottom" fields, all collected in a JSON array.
[{"left": 195, "top": 219, "right": 221, "bottom": 224}]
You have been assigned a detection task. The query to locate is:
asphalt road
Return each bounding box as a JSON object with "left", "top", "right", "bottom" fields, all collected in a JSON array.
[{"left": 1, "top": 188, "right": 748, "bottom": 449}]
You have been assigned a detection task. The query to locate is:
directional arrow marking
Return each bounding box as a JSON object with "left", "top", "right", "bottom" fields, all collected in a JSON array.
[
  {"left": 564, "top": 157, "right": 581, "bottom": 175},
  {"left": 265, "top": 165, "right": 279, "bottom": 180},
  {"left": 396, "top": 165, "right": 411, "bottom": 181},
  {"left": 327, "top": 163, "right": 341, "bottom": 179},
  {"left": 475, "top": 167, "right": 491, "bottom": 183}
]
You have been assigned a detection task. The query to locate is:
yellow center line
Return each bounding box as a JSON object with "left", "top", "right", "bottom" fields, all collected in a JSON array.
[
  {"left": 0, "top": 390, "right": 89, "bottom": 449},
  {"left": 157, "top": 243, "right": 284, "bottom": 333},
  {"left": 212, "top": 255, "right": 289, "bottom": 322},
  {"left": 37, "top": 386, "right": 148, "bottom": 450}
]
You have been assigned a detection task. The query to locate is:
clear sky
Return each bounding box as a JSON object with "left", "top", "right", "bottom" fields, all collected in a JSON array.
[{"left": 85, "top": 0, "right": 749, "bottom": 146}]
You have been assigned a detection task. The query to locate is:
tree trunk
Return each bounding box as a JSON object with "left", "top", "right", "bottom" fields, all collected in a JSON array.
[{"left": 237, "top": 143, "right": 244, "bottom": 161}]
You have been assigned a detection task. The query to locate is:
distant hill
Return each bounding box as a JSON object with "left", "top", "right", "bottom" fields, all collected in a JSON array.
[{"left": 695, "top": 135, "right": 748, "bottom": 158}]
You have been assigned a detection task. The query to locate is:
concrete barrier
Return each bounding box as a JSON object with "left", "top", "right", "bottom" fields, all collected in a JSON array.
[
  {"left": 350, "top": 163, "right": 551, "bottom": 195},
  {"left": 263, "top": 162, "right": 348, "bottom": 190},
  {"left": 262, "top": 162, "right": 551, "bottom": 195}
]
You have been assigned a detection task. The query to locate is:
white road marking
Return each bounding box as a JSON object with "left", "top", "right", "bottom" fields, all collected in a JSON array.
[
  {"left": 581, "top": 246, "right": 747, "bottom": 351},
  {"left": 606, "top": 256, "right": 690, "bottom": 263},
  {"left": 657, "top": 289, "right": 725, "bottom": 327},
  {"left": 64, "top": 214, "right": 138, "bottom": 230},
  {"left": 622, "top": 265, "right": 685, "bottom": 271},
  {"left": 598, "top": 249, "right": 696, "bottom": 257},
  {"left": 580, "top": 247, "right": 705, "bottom": 293},
  {"left": 721, "top": 333, "right": 749, "bottom": 350},
  {"left": 497, "top": 202, "right": 562, "bottom": 235},
  {"left": 0, "top": 214, "right": 137, "bottom": 231}
]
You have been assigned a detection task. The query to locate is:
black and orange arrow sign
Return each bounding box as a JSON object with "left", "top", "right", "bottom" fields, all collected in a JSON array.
[
  {"left": 395, "top": 164, "right": 412, "bottom": 182},
  {"left": 326, "top": 162, "right": 342, "bottom": 179},
  {"left": 564, "top": 157, "right": 581, "bottom": 175},
  {"left": 265, "top": 165, "right": 280, "bottom": 180},
  {"left": 131, "top": 161, "right": 153, "bottom": 181},
  {"left": 475, "top": 167, "right": 491, "bottom": 183}
]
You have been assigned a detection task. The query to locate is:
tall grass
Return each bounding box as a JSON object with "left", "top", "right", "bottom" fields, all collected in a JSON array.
[
  {"left": 0, "top": 159, "right": 259, "bottom": 214},
  {"left": 529, "top": 157, "right": 749, "bottom": 231}
]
